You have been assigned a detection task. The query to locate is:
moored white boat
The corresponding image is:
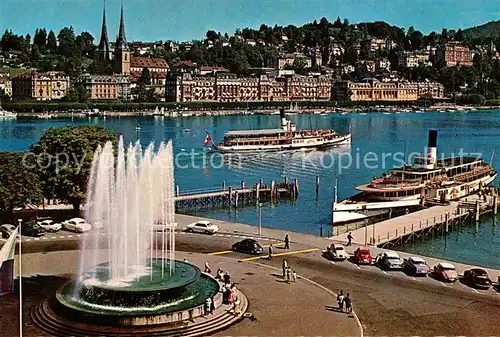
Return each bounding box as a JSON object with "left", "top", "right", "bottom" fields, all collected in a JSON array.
[
  {"left": 0, "top": 98, "right": 17, "bottom": 120},
  {"left": 332, "top": 130, "right": 497, "bottom": 225}
]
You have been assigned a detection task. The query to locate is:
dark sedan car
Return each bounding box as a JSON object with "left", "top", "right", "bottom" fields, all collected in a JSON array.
[
  {"left": 377, "top": 252, "right": 404, "bottom": 270},
  {"left": 463, "top": 268, "right": 491, "bottom": 290},
  {"left": 403, "top": 256, "right": 430, "bottom": 276},
  {"left": 232, "top": 239, "right": 264, "bottom": 255}
]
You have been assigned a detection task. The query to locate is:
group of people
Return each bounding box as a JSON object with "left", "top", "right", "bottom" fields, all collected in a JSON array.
[
  {"left": 336, "top": 290, "right": 352, "bottom": 313},
  {"left": 210, "top": 266, "right": 242, "bottom": 315},
  {"left": 282, "top": 259, "right": 297, "bottom": 283}
]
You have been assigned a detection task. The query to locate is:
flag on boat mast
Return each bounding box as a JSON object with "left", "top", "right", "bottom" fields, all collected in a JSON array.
[
  {"left": 204, "top": 131, "right": 212, "bottom": 147},
  {"left": 0, "top": 227, "right": 18, "bottom": 295}
]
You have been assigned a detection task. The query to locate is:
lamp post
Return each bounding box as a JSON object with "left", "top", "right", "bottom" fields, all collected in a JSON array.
[
  {"left": 17, "top": 218, "right": 23, "bottom": 337},
  {"left": 258, "top": 203, "right": 262, "bottom": 236}
]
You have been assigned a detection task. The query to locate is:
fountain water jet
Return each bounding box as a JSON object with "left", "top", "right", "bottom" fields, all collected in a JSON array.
[{"left": 81, "top": 137, "right": 177, "bottom": 285}]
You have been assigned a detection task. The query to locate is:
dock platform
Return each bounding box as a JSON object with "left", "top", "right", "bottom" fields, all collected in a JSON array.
[
  {"left": 174, "top": 178, "right": 299, "bottom": 212},
  {"left": 330, "top": 191, "right": 499, "bottom": 248}
]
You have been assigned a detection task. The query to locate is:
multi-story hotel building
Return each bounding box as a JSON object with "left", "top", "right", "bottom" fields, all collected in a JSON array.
[
  {"left": 335, "top": 78, "right": 444, "bottom": 101},
  {"left": 76, "top": 74, "right": 131, "bottom": 100},
  {"left": 437, "top": 42, "right": 473, "bottom": 67},
  {"left": 166, "top": 72, "right": 333, "bottom": 102},
  {"left": 11, "top": 71, "right": 70, "bottom": 100},
  {"left": 129, "top": 57, "right": 169, "bottom": 98}
]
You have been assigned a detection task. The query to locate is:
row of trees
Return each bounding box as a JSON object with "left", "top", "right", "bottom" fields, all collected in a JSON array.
[
  {"left": 1, "top": 27, "right": 96, "bottom": 76},
  {"left": 0, "top": 126, "right": 116, "bottom": 220}
]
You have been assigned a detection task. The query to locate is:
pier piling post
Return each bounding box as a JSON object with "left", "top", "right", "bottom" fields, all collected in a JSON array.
[
  {"left": 284, "top": 176, "right": 288, "bottom": 185},
  {"left": 494, "top": 195, "right": 498, "bottom": 215},
  {"left": 256, "top": 183, "right": 260, "bottom": 201},
  {"left": 235, "top": 191, "right": 239, "bottom": 208},
  {"left": 294, "top": 179, "right": 299, "bottom": 198},
  {"left": 228, "top": 187, "right": 232, "bottom": 208},
  {"left": 222, "top": 181, "right": 226, "bottom": 192},
  {"left": 445, "top": 213, "right": 449, "bottom": 233},
  {"left": 315, "top": 176, "right": 320, "bottom": 196},
  {"left": 176, "top": 185, "right": 180, "bottom": 197},
  {"left": 259, "top": 178, "right": 263, "bottom": 188},
  {"left": 241, "top": 180, "right": 245, "bottom": 189},
  {"left": 271, "top": 180, "right": 277, "bottom": 200},
  {"left": 475, "top": 201, "right": 480, "bottom": 222}
]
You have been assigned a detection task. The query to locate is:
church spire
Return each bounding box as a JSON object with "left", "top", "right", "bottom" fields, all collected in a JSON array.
[
  {"left": 97, "top": 0, "right": 110, "bottom": 53},
  {"left": 115, "top": 3, "right": 129, "bottom": 51}
]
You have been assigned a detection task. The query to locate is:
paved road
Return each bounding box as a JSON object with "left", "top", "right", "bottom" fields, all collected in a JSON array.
[{"left": 11, "top": 229, "right": 500, "bottom": 336}]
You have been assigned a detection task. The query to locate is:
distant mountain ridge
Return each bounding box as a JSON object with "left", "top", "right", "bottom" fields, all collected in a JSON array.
[{"left": 462, "top": 20, "right": 500, "bottom": 42}]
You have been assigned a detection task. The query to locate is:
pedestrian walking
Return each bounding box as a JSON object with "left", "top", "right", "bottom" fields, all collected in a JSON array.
[
  {"left": 291, "top": 269, "right": 297, "bottom": 282},
  {"left": 268, "top": 244, "right": 273, "bottom": 260},
  {"left": 285, "top": 266, "right": 291, "bottom": 283},
  {"left": 282, "top": 259, "right": 288, "bottom": 278},
  {"left": 347, "top": 232, "right": 353, "bottom": 246},
  {"left": 337, "top": 290, "right": 344, "bottom": 312},
  {"left": 204, "top": 297, "right": 212, "bottom": 315},
  {"left": 284, "top": 234, "right": 290, "bottom": 249},
  {"left": 344, "top": 293, "right": 352, "bottom": 313},
  {"left": 204, "top": 262, "right": 211, "bottom": 274}
]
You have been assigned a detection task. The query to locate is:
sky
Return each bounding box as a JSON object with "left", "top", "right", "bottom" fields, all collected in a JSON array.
[{"left": 1, "top": 0, "right": 499, "bottom": 43}]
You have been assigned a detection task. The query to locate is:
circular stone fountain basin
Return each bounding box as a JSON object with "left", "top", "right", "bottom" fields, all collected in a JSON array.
[{"left": 53, "top": 260, "right": 220, "bottom": 326}]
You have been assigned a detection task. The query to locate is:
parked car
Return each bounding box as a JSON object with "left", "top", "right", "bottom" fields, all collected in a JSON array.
[
  {"left": 62, "top": 218, "right": 91, "bottom": 233},
  {"left": 403, "top": 256, "right": 429, "bottom": 276},
  {"left": 0, "top": 224, "right": 16, "bottom": 238},
  {"left": 433, "top": 262, "right": 458, "bottom": 282},
  {"left": 20, "top": 220, "right": 45, "bottom": 237},
  {"left": 232, "top": 239, "right": 264, "bottom": 255},
  {"left": 326, "top": 243, "right": 348, "bottom": 261},
  {"left": 352, "top": 247, "right": 373, "bottom": 265},
  {"left": 37, "top": 219, "right": 62, "bottom": 232},
  {"left": 185, "top": 220, "right": 219, "bottom": 234},
  {"left": 377, "top": 252, "right": 404, "bottom": 270},
  {"left": 463, "top": 268, "right": 491, "bottom": 290}
]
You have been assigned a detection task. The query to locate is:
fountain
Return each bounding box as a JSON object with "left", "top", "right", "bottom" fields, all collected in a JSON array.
[{"left": 31, "top": 138, "right": 245, "bottom": 336}]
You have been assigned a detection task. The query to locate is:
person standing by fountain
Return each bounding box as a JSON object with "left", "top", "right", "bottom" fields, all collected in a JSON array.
[
  {"left": 282, "top": 259, "right": 288, "bottom": 278},
  {"left": 268, "top": 244, "right": 273, "bottom": 260},
  {"left": 204, "top": 262, "right": 211, "bottom": 274},
  {"left": 204, "top": 297, "right": 212, "bottom": 316}
]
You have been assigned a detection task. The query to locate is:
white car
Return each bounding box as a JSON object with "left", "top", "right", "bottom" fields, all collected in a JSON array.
[
  {"left": 37, "top": 219, "right": 62, "bottom": 232},
  {"left": 185, "top": 221, "right": 219, "bottom": 234},
  {"left": 62, "top": 218, "right": 91, "bottom": 233},
  {"left": 326, "top": 243, "right": 347, "bottom": 260}
]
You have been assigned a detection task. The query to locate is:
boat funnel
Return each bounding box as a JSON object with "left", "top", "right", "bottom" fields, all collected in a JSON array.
[
  {"left": 280, "top": 108, "right": 286, "bottom": 125},
  {"left": 427, "top": 130, "right": 437, "bottom": 168}
]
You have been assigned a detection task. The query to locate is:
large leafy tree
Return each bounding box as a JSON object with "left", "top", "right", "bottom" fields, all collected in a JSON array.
[
  {"left": 0, "top": 152, "right": 42, "bottom": 220},
  {"left": 30, "top": 126, "right": 116, "bottom": 212}
]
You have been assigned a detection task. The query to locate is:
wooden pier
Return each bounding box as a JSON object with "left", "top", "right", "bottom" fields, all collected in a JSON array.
[
  {"left": 174, "top": 178, "right": 299, "bottom": 212},
  {"left": 331, "top": 188, "right": 499, "bottom": 248}
]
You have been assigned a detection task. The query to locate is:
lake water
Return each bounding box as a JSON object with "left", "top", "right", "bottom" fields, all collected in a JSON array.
[{"left": 1, "top": 110, "right": 499, "bottom": 269}]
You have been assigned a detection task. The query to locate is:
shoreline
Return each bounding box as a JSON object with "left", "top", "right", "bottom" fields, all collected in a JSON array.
[{"left": 10, "top": 105, "right": 500, "bottom": 118}]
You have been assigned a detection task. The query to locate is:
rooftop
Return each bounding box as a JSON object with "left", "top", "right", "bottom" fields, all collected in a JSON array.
[
  {"left": 131, "top": 57, "right": 169, "bottom": 69},
  {"left": 225, "top": 128, "right": 286, "bottom": 137}
]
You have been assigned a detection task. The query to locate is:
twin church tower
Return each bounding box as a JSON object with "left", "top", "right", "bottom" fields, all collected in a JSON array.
[{"left": 96, "top": 2, "right": 130, "bottom": 76}]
